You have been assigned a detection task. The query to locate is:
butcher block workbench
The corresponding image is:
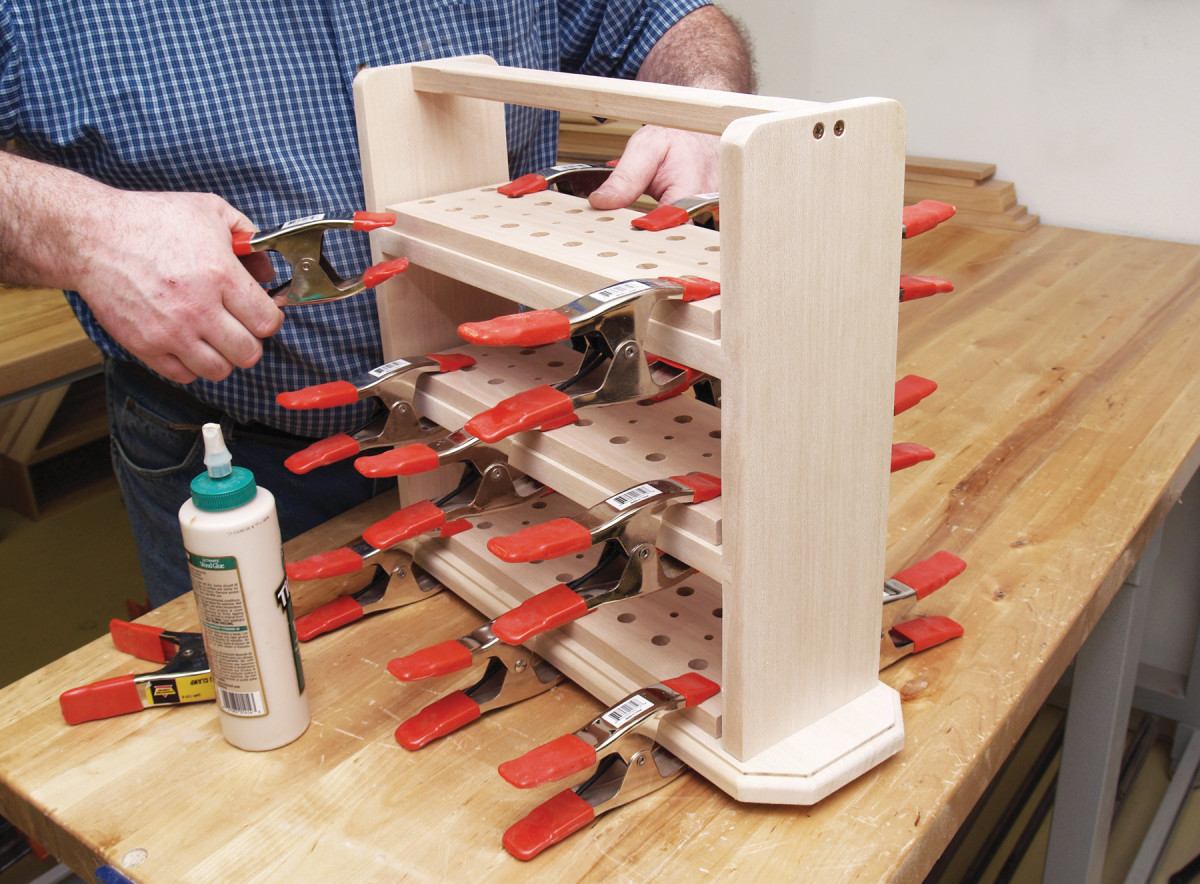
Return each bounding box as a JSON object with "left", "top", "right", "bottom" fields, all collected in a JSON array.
[{"left": 3, "top": 220, "right": 1200, "bottom": 883}]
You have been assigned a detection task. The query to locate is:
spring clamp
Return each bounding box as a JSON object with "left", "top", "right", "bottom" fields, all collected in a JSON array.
[
  {"left": 276, "top": 352, "right": 475, "bottom": 474},
  {"left": 290, "top": 451, "right": 549, "bottom": 583},
  {"left": 484, "top": 474, "right": 720, "bottom": 644},
  {"left": 289, "top": 548, "right": 445, "bottom": 641},
  {"left": 497, "top": 162, "right": 617, "bottom": 198},
  {"left": 498, "top": 673, "right": 719, "bottom": 860},
  {"left": 59, "top": 620, "right": 213, "bottom": 724},
  {"left": 631, "top": 193, "right": 720, "bottom": 231},
  {"left": 231, "top": 210, "right": 407, "bottom": 306},
  {"left": 879, "top": 551, "right": 967, "bottom": 669},
  {"left": 387, "top": 621, "right": 564, "bottom": 750},
  {"left": 457, "top": 275, "right": 720, "bottom": 444}
]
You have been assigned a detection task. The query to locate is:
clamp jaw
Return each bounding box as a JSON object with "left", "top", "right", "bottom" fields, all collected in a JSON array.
[
  {"left": 485, "top": 474, "right": 721, "bottom": 644},
  {"left": 277, "top": 352, "right": 475, "bottom": 474},
  {"left": 879, "top": 550, "right": 967, "bottom": 669},
  {"left": 457, "top": 275, "right": 719, "bottom": 443},
  {"left": 59, "top": 621, "right": 213, "bottom": 724},
  {"left": 232, "top": 210, "right": 407, "bottom": 306},
  {"left": 387, "top": 622, "right": 563, "bottom": 750},
  {"left": 498, "top": 673, "right": 719, "bottom": 860},
  {"left": 289, "top": 547, "right": 444, "bottom": 641}
]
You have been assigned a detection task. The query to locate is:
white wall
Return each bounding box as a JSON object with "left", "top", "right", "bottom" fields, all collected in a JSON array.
[{"left": 722, "top": 0, "right": 1200, "bottom": 244}]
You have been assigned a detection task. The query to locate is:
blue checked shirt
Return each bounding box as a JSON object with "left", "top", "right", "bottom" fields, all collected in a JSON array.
[{"left": 0, "top": 0, "right": 707, "bottom": 437}]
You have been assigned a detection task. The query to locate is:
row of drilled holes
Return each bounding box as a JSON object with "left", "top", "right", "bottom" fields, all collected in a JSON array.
[{"left": 416, "top": 193, "right": 721, "bottom": 268}]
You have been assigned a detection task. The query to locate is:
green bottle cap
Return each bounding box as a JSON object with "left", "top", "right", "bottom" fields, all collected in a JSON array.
[
  {"left": 190, "top": 465, "right": 257, "bottom": 511},
  {"left": 190, "top": 423, "right": 257, "bottom": 511}
]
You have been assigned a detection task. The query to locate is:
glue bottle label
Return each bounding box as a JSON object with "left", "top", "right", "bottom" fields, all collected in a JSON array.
[{"left": 189, "top": 552, "right": 269, "bottom": 717}]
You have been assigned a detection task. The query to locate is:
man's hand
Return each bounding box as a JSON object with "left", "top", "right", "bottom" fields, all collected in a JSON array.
[
  {"left": 76, "top": 190, "right": 282, "bottom": 383},
  {"left": 588, "top": 4, "right": 753, "bottom": 212},
  {"left": 0, "top": 151, "right": 282, "bottom": 384},
  {"left": 587, "top": 125, "right": 719, "bottom": 210}
]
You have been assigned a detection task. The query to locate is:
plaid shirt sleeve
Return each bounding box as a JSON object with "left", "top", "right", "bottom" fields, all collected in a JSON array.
[
  {"left": 558, "top": 0, "right": 711, "bottom": 79},
  {"left": 0, "top": 2, "right": 19, "bottom": 141}
]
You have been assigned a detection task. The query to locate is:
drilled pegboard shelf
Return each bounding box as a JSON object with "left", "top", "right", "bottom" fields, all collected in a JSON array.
[{"left": 375, "top": 186, "right": 724, "bottom": 377}]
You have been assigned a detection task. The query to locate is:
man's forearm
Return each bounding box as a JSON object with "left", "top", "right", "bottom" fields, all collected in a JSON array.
[
  {"left": 637, "top": 4, "right": 755, "bottom": 94},
  {"left": 0, "top": 150, "right": 114, "bottom": 290}
]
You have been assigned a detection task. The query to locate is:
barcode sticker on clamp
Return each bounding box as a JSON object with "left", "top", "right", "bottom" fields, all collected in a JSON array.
[
  {"left": 602, "top": 694, "right": 654, "bottom": 728},
  {"left": 591, "top": 280, "right": 653, "bottom": 303},
  {"left": 368, "top": 357, "right": 411, "bottom": 378},
  {"left": 606, "top": 483, "right": 659, "bottom": 510}
]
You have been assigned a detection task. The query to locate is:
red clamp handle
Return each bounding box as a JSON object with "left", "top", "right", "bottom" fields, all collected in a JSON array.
[
  {"left": 276, "top": 380, "right": 360, "bottom": 410},
  {"left": 394, "top": 691, "right": 481, "bottom": 750},
  {"left": 294, "top": 596, "right": 365, "bottom": 642},
  {"left": 285, "top": 547, "right": 365, "bottom": 582},
  {"left": 672, "top": 472, "right": 722, "bottom": 503},
  {"left": 387, "top": 640, "right": 474, "bottom": 682},
  {"left": 891, "top": 442, "right": 935, "bottom": 472},
  {"left": 662, "top": 673, "right": 721, "bottom": 707},
  {"left": 362, "top": 257, "right": 408, "bottom": 289},
  {"left": 354, "top": 444, "right": 440, "bottom": 478},
  {"left": 891, "top": 550, "right": 966, "bottom": 599},
  {"left": 465, "top": 385, "right": 576, "bottom": 443},
  {"left": 109, "top": 620, "right": 173, "bottom": 663},
  {"left": 503, "top": 790, "right": 596, "bottom": 861},
  {"left": 894, "top": 375, "right": 938, "bottom": 415},
  {"left": 284, "top": 434, "right": 360, "bottom": 474},
  {"left": 497, "top": 173, "right": 549, "bottom": 197},
  {"left": 487, "top": 518, "right": 593, "bottom": 563},
  {"left": 440, "top": 519, "right": 472, "bottom": 538},
  {"left": 491, "top": 584, "right": 589, "bottom": 645},
  {"left": 362, "top": 499, "right": 446, "bottom": 549},
  {"left": 631, "top": 205, "right": 690, "bottom": 232},
  {"left": 890, "top": 615, "right": 964, "bottom": 652},
  {"left": 351, "top": 211, "right": 397, "bottom": 231},
  {"left": 458, "top": 310, "right": 572, "bottom": 348},
  {"left": 59, "top": 676, "right": 143, "bottom": 725},
  {"left": 499, "top": 733, "right": 597, "bottom": 789},
  {"left": 657, "top": 275, "right": 721, "bottom": 302},
  {"left": 902, "top": 200, "right": 956, "bottom": 238},
  {"left": 899, "top": 274, "right": 954, "bottom": 302},
  {"left": 426, "top": 352, "right": 476, "bottom": 373},
  {"left": 231, "top": 230, "right": 254, "bottom": 256}
]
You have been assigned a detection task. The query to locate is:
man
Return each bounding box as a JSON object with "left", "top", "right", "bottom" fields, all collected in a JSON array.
[{"left": 0, "top": 1, "right": 753, "bottom": 606}]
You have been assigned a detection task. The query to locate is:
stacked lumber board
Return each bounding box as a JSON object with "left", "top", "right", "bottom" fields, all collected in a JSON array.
[
  {"left": 904, "top": 155, "right": 1039, "bottom": 232},
  {"left": 557, "top": 113, "right": 1038, "bottom": 232}
]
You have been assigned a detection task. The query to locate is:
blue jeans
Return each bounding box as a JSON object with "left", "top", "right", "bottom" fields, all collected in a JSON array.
[{"left": 105, "top": 357, "right": 388, "bottom": 607}]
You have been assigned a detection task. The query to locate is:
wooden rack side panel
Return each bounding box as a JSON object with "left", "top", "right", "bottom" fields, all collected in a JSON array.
[{"left": 719, "top": 100, "right": 906, "bottom": 759}]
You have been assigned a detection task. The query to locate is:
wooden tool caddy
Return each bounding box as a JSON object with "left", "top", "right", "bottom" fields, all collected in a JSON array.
[{"left": 353, "top": 57, "right": 907, "bottom": 804}]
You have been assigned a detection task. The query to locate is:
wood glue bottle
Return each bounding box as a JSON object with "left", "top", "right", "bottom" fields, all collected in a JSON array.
[{"left": 179, "top": 422, "right": 309, "bottom": 750}]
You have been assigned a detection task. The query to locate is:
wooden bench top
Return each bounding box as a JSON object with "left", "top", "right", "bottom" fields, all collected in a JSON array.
[{"left": 0, "top": 285, "right": 100, "bottom": 401}]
